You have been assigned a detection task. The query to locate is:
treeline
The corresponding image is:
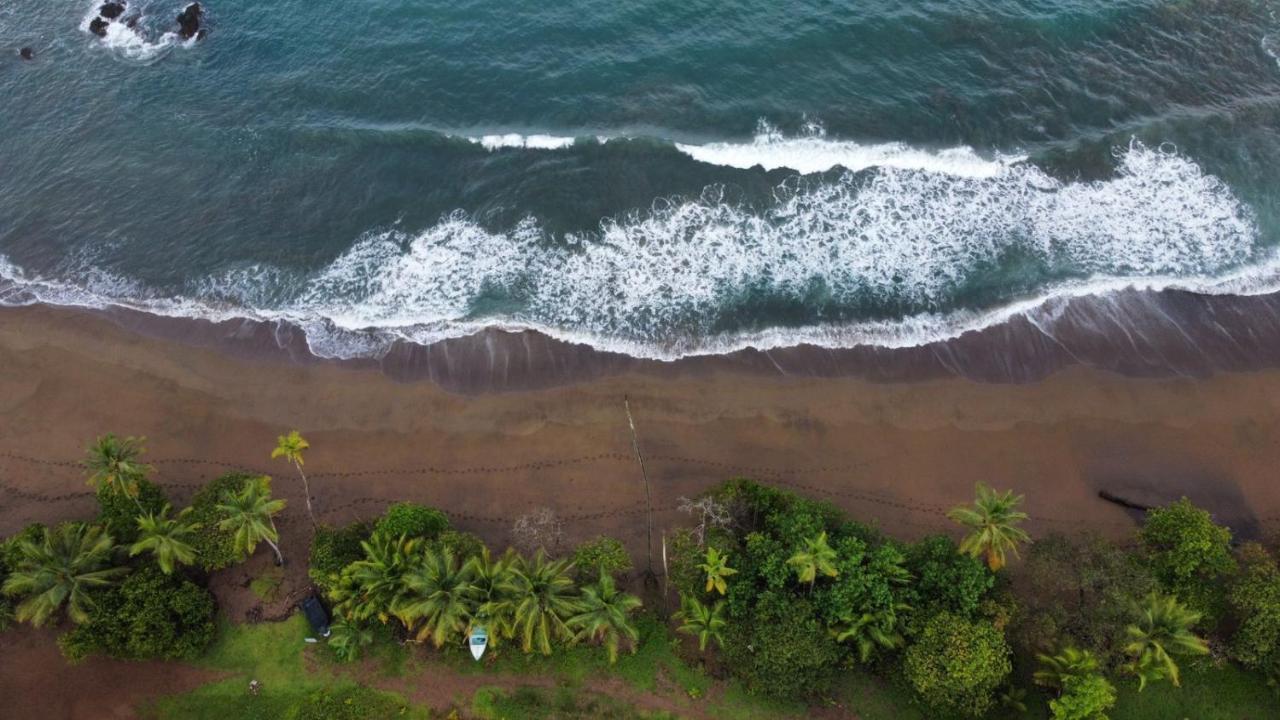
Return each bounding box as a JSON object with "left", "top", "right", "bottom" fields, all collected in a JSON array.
[{"left": 666, "top": 479, "right": 1280, "bottom": 718}]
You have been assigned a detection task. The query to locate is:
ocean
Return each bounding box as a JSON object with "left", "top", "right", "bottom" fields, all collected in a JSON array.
[{"left": 2, "top": 0, "right": 1280, "bottom": 361}]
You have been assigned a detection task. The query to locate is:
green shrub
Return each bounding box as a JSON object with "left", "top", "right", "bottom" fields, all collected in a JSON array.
[
  {"left": 1, "top": 523, "right": 48, "bottom": 632},
  {"left": 903, "top": 535, "right": 993, "bottom": 622},
  {"left": 572, "top": 536, "right": 632, "bottom": 580},
  {"left": 290, "top": 685, "right": 412, "bottom": 720},
  {"left": 436, "top": 529, "right": 485, "bottom": 559},
  {"left": 94, "top": 476, "right": 167, "bottom": 544},
  {"left": 1227, "top": 543, "right": 1280, "bottom": 674},
  {"left": 1011, "top": 533, "right": 1156, "bottom": 666},
  {"left": 1140, "top": 498, "right": 1234, "bottom": 616},
  {"left": 373, "top": 503, "right": 449, "bottom": 541},
  {"left": 720, "top": 593, "right": 842, "bottom": 697},
  {"left": 309, "top": 522, "right": 371, "bottom": 592},
  {"left": 58, "top": 565, "right": 215, "bottom": 661},
  {"left": 1049, "top": 674, "right": 1116, "bottom": 720},
  {"left": 188, "top": 473, "right": 259, "bottom": 571},
  {"left": 902, "top": 612, "right": 1011, "bottom": 718}
]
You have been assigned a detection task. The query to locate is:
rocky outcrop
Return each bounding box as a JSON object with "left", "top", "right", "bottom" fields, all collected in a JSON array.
[{"left": 176, "top": 3, "right": 204, "bottom": 40}]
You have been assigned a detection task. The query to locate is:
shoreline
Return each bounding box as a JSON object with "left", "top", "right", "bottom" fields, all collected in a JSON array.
[{"left": 24, "top": 283, "right": 1280, "bottom": 394}]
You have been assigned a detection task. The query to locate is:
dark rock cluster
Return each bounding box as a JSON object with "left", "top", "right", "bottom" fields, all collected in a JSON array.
[
  {"left": 86, "top": 2, "right": 207, "bottom": 43},
  {"left": 19, "top": 47, "right": 35, "bottom": 60},
  {"left": 176, "top": 3, "right": 205, "bottom": 41}
]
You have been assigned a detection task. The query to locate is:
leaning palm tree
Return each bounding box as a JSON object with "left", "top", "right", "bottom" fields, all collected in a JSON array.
[
  {"left": 832, "top": 604, "right": 909, "bottom": 663},
  {"left": 84, "top": 434, "right": 153, "bottom": 511},
  {"left": 1123, "top": 592, "right": 1209, "bottom": 690},
  {"left": 394, "top": 547, "right": 478, "bottom": 647},
  {"left": 129, "top": 504, "right": 200, "bottom": 574},
  {"left": 466, "top": 547, "right": 521, "bottom": 647},
  {"left": 330, "top": 533, "right": 423, "bottom": 624},
  {"left": 568, "top": 570, "right": 642, "bottom": 663},
  {"left": 787, "top": 531, "right": 840, "bottom": 590},
  {"left": 271, "top": 430, "right": 315, "bottom": 528},
  {"left": 511, "top": 550, "right": 581, "bottom": 655},
  {"left": 946, "top": 483, "right": 1030, "bottom": 571},
  {"left": 216, "top": 476, "right": 286, "bottom": 566},
  {"left": 674, "top": 594, "right": 727, "bottom": 652},
  {"left": 1034, "top": 646, "right": 1101, "bottom": 691},
  {"left": 2, "top": 523, "right": 128, "bottom": 626},
  {"left": 697, "top": 546, "right": 737, "bottom": 596}
]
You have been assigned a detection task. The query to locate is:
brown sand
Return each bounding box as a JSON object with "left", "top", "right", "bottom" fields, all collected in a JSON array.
[{"left": 3, "top": 303, "right": 1280, "bottom": 716}]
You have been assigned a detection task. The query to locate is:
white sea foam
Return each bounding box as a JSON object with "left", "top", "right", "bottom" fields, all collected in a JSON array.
[
  {"left": 0, "top": 141, "right": 1269, "bottom": 360},
  {"left": 472, "top": 134, "right": 582, "bottom": 150},
  {"left": 79, "top": 1, "right": 192, "bottom": 62},
  {"left": 675, "top": 120, "right": 1022, "bottom": 177}
]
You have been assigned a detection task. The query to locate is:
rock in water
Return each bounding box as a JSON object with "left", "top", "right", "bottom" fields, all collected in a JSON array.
[
  {"left": 99, "top": 2, "right": 126, "bottom": 20},
  {"left": 88, "top": 17, "right": 109, "bottom": 37},
  {"left": 176, "top": 3, "right": 203, "bottom": 40},
  {"left": 19, "top": 47, "right": 34, "bottom": 60}
]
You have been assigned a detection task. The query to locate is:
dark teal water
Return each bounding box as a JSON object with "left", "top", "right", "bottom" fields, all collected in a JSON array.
[{"left": 2, "top": 0, "right": 1279, "bottom": 357}]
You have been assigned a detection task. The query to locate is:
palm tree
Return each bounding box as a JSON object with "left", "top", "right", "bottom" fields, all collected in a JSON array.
[
  {"left": 568, "top": 570, "right": 642, "bottom": 663},
  {"left": 1123, "top": 592, "right": 1209, "bottom": 690},
  {"left": 946, "top": 483, "right": 1030, "bottom": 571},
  {"left": 511, "top": 550, "right": 581, "bottom": 655},
  {"left": 271, "top": 430, "right": 315, "bottom": 529},
  {"left": 674, "top": 594, "right": 727, "bottom": 652},
  {"left": 394, "top": 547, "right": 478, "bottom": 647},
  {"left": 1034, "top": 646, "right": 1100, "bottom": 691},
  {"left": 328, "top": 617, "right": 375, "bottom": 662},
  {"left": 466, "top": 547, "right": 520, "bottom": 647},
  {"left": 129, "top": 504, "right": 200, "bottom": 574},
  {"left": 2, "top": 523, "right": 128, "bottom": 626},
  {"left": 698, "top": 547, "right": 737, "bottom": 596},
  {"left": 832, "top": 604, "right": 909, "bottom": 663},
  {"left": 787, "top": 531, "right": 840, "bottom": 590},
  {"left": 331, "top": 533, "right": 423, "bottom": 624},
  {"left": 216, "top": 476, "right": 286, "bottom": 566},
  {"left": 84, "top": 434, "right": 152, "bottom": 511}
]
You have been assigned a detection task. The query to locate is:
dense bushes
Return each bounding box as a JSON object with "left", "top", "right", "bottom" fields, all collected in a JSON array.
[
  {"left": 374, "top": 503, "right": 449, "bottom": 541},
  {"left": 95, "top": 477, "right": 167, "bottom": 543},
  {"left": 309, "top": 522, "right": 371, "bottom": 592},
  {"left": 1139, "top": 498, "right": 1234, "bottom": 617},
  {"left": 719, "top": 593, "right": 842, "bottom": 697},
  {"left": 902, "top": 535, "right": 993, "bottom": 622},
  {"left": 188, "top": 472, "right": 259, "bottom": 571},
  {"left": 1227, "top": 543, "right": 1280, "bottom": 682},
  {"left": 572, "top": 536, "right": 631, "bottom": 580},
  {"left": 59, "top": 565, "right": 216, "bottom": 661},
  {"left": 902, "top": 612, "right": 1011, "bottom": 718}
]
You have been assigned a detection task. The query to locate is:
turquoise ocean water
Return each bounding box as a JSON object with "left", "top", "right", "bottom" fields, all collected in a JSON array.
[{"left": 1, "top": 0, "right": 1279, "bottom": 358}]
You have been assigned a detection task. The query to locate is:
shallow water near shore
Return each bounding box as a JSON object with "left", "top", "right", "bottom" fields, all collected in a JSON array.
[{"left": 2, "top": 1, "right": 1280, "bottom": 360}]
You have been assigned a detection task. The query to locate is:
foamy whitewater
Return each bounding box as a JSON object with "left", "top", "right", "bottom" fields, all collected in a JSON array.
[{"left": 0, "top": 141, "right": 1270, "bottom": 360}]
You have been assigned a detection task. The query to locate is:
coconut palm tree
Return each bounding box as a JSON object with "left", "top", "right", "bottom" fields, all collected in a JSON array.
[
  {"left": 394, "top": 547, "right": 478, "bottom": 647},
  {"left": 946, "top": 483, "right": 1030, "bottom": 571},
  {"left": 331, "top": 533, "right": 423, "bottom": 624},
  {"left": 698, "top": 546, "right": 737, "bottom": 596},
  {"left": 1123, "top": 592, "right": 1209, "bottom": 690},
  {"left": 129, "top": 504, "right": 200, "bottom": 574},
  {"left": 271, "top": 430, "right": 315, "bottom": 529},
  {"left": 1034, "top": 646, "right": 1101, "bottom": 691},
  {"left": 674, "top": 594, "right": 727, "bottom": 652},
  {"left": 787, "top": 531, "right": 840, "bottom": 590},
  {"left": 466, "top": 547, "right": 520, "bottom": 647},
  {"left": 832, "top": 604, "right": 909, "bottom": 663},
  {"left": 511, "top": 550, "right": 581, "bottom": 655},
  {"left": 568, "top": 570, "right": 642, "bottom": 663},
  {"left": 84, "top": 434, "right": 153, "bottom": 511},
  {"left": 2, "top": 523, "right": 128, "bottom": 626},
  {"left": 216, "top": 476, "right": 286, "bottom": 566},
  {"left": 328, "top": 617, "right": 376, "bottom": 662}
]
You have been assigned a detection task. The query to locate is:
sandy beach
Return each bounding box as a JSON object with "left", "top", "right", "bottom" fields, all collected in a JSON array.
[{"left": 4, "top": 303, "right": 1280, "bottom": 717}]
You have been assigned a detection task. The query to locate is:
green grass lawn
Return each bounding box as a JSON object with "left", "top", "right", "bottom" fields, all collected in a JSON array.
[
  {"left": 145, "top": 614, "right": 427, "bottom": 720},
  {"left": 1109, "top": 659, "right": 1277, "bottom": 720}
]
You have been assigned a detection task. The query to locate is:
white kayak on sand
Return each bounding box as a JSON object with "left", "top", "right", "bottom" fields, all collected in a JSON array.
[{"left": 469, "top": 626, "right": 488, "bottom": 661}]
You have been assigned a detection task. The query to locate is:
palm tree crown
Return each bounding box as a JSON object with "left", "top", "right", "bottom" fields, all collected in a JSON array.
[
  {"left": 394, "top": 547, "right": 478, "bottom": 647},
  {"left": 568, "top": 570, "right": 642, "bottom": 663},
  {"left": 129, "top": 504, "right": 200, "bottom": 574},
  {"left": 331, "top": 533, "right": 423, "bottom": 624},
  {"left": 832, "top": 604, "right": 910, "bottom": 663},
  {"left": 1124, "top": 592, "right": 1209, "bottom": 689},
  {"left": 84, "top": 434, "right": 152, "bottom": 508},
  {"left": 511, "top": 550, "right": 582, "bottom": 655},
  {"left": 216, "top": 476, "right": 286, "bottom": 565},
  {"left": 1034, "top": 646, "right": 1100, "bottom": 690},
  {"left": 2, "top": 523, "right": 128, "bottom": 626},
  {"left": 787, "top": 531, "right": 840, "bottom": 588},
  {"left": 698, "top": 547, "right": 737, "bottom": 595},
  {"left": 271, "top": 430, "right": 315, "bottom": 528},
  {"left": 674, "top": 594, "right": 727, "bottom": 652},
  {"left": 947, "top": 483, "right": 1030, "bottom": 571},
  {"left": 465, "top": 547, "right": 521, "bottom": 647}
]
